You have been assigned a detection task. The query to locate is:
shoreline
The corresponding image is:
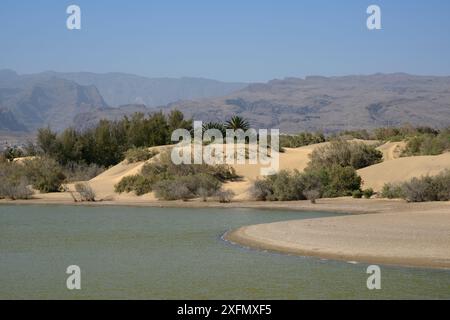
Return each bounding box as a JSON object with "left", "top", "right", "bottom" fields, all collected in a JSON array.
[
  {"left": 2, "top": 197, "right": 449, "bottom": 270},
  {"left": 224, "top": 227, "right": 450, "bottom": 270}
]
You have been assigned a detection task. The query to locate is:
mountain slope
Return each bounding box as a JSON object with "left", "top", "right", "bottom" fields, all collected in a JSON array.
[
  {"left": 0, "top": 70, "right": 246, "bottom": 107},
  {"left": 164, "top": 73, "right": 450, "bottom": 132},
  {"left": 0, "top": 77, "right": 108, "bottom": 131}
]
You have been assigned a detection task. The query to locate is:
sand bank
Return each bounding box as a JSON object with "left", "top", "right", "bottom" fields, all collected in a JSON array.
[{"left": 225, "top": 200, "right": 450, "bottom": 269}]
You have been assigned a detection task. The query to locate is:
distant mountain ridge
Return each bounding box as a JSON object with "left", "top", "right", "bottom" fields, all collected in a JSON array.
[
  {"left": 1, "top": 70, "right": 450, "bottom": 134},
  {"left": 0, "top": 75, "right": 108, "bottom": 132},
  {"left": 163, "top": 73, "right": 450, "bottom": 132},
  {"left": 0, "top": 69, "right": 246, "bottom": 133},
  {"left": 0, "top": 70, "right": 246, "bottom": 107}
]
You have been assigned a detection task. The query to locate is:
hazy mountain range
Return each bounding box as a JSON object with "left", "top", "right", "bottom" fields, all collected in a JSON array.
[
  {"left": 0, "top": 69, "right": 246, "bottom": 132},
  {"left": 1, "top": 69, "right": 450, "bottom": 135},
  {"left": 163, "top": 73, "right": 450, "bottom": 132}
]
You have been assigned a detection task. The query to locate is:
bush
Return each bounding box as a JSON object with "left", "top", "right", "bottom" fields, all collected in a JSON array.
[
  {"left": 250, "top": 166, "right": 361, "bottom": 201},
  {"left": 352, "top": 190, "right": 363, "bottom": 199},
  {"left": 304, "top": 189, "right": 320, "bottom": 204},
  {"left": 308, "top": 140, "right": 382, "bottom": 170},
  {"left": 363, "top": 188, "right": 374, "bottom": 199},
  {"left": 0, "top": 161, "right": 33, "bottom": 200},
  {"left": 280, "top": 132, "right": 326, "bottom": 148},
  {"left": 114, "top": 175, "right": 153, "bottom": 196},
  {"left": 115, "top": 150, "right": 237, "bottom": 198},
  {"left": 321, "top": 165, "right": 362, "bottom": 198},
  {"left": 401, "top": 176, "right": 437, "bottom": 202},
  {"left": 0, "top": 177, "right": 33, "bottom": 200},
  {"left": 250, "top": 179, "right": 274, "bottom": 201},
  {"left": 215, "top": 189, "right": 235, "bottom": 203},
  {"left": 75, "top": 182, "right": 96, "bottom": 202},
  {"left": 124, "top": 147, "right": 158, "bottom": 163},
  {"left": 381, "top": 183, "right": 404, "bottom": 199},
  {"left": 380, "top": 171, "right": 450, "bottom": 202},
  {"left": 62, "top": 162, "right": 105, "bottom": 182},
  {"left": 22, "top": 157, "right": 66, "bottom": 193},
  {"left": 154, "top": 180, "right": 194, "bottom": 201},
  {"left": 402, "top": 130, "right": 450, "bottom": 156}
]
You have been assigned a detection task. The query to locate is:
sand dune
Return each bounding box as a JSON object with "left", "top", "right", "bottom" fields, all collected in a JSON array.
[
  {"left": 358, "top": 152, "right": 450, "bottom": 191},
  {"left": 81, "top": 140, "right": 450, "bottom": 200},
  {"left": 376, "top": 141, "right": 406, "bottom": 161}
]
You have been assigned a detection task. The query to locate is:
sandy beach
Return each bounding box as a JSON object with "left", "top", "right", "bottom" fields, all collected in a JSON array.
[{"left": 224, "top": 200, "right": 450, "bottom": 269}]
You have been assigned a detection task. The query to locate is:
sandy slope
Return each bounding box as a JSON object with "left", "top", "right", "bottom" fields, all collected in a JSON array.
[
  {"left": 376, "top": 141, "right": 406, "bottom": 161},
  {"left": 358, "top": 152, "right": 450, "bottom": 191},
  {"left": 75, "top": 140, "right": 449, "bottom": 200}
]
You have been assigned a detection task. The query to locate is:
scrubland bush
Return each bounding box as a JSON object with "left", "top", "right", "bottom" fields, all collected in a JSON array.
[
  {"left": 153, "top": 180, "right": 193, "bottom": 201},
  {"left": 114, "top": 151, "right": 238, "bottom": 199},
  {"left": 402, "top": 130, "right": 450, "bottom": 156},
  {"left": 215, "top": 189, "right": 235, "bottom": 203},
  {"left": 124, "top": 147, "right": 158, "bottom": 163},
  {"left": 308, "top": 140, "right": 382, "bottom": 170},
  {"left": 62, "top": 162, "right": 105, "bottom": 182},
  {"left": 250, "top": 165, "right": 361, "bottom": 201},
  {"left": 22, "top": 157, "right": 65, "bottom": 193},
  {"left": 381, "top": 183, "right": 404, "bottom": 199},
  {"left": 280, "top": 132, "right": 326, "bottom": 148},
  {"left": 114, "top": 175, "right": 153, "bottom": 196},
  {"left": 380, "top": 171, "right": 450, "bottom": 202},
  {"left": 363, "top": 188, "right": 374, "bottom": 199},
  {"left": 0, "top": 162, "right": 33, "bottom": 200},
  {"left": 352, "top": 190, "right": 363, "bottom": 199},
  {"left": 74, "top": 183, "right": 96, "bottom": 202},
  {"left": 303, "top": 189, "right": 320, "bottom": 204}
]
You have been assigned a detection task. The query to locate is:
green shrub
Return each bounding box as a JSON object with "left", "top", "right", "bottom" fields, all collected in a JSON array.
[
  {"left": 250, "top": 179, "right": 274, "bottom": 201},
  {"left": 22, "top": 157, "right": 66, "bottom": 193},
  {"left": 215, "top": 189, "right": 235, "bottom": 203},
  {"left": 62, "top": 162, "right": 105, "bottom": 182},
  {"left": 381, "top": 183, "right": 404, "bottom": 199},
  {"left": 381, "top": 171, "right": 450, "bottom": 202},
  {"left": 363, "top": 188, "right": 374, "bottom": 199},
  {"left": 153, "top": 180, "right": 194, "bottom": 201},
  {"left": 321, "top": 165, "right": 362, "bottom": 198},
  {"left": 250, "top": 166, "right": 361, "bottom": 201},
  {"left": 352, "top": 190, "right": 363, "bottom": 199},
  {"left": 75, "top": 182, "right": 96, "bottom": 202},
  {"left": 303, "top": 189, "right": 320, "bottom": 204},
  {"left": 280, "top": 132, "right": 326, "bottom": 148},
  {"left": 308, "top": 140, "right": 382, "bottom": 170},
  {"left": 402, "top": 130, "right": 450, "bottom": 156},
  {"left": 124, "top": 147, "right": 158, "bottom": 163},
  {"left": 114, "top": 175, "right": 153, "bottom": 196}
]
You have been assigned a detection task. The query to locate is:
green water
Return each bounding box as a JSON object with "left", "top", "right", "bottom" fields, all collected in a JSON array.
[{"left": 0, "top": 205, "right": 449, "bottom": 299}]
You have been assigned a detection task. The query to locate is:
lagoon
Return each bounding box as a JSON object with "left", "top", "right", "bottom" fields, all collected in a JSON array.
[{"left": 0, "top": 205, "right": 448, "bottom": 299}]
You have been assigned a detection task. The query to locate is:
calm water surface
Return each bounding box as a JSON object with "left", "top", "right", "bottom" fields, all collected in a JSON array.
[{"left": 0, "top": 205, "right": 449, "bottom": 299}]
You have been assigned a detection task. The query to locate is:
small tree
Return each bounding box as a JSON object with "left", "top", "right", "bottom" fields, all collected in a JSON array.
[
  {"left": 363, "top": 188, "right": 374, "bottom": 199},
  {"left": 303, "top": 189, "right": 320, "bottom": 204},
  {"left": 215, "top": 189, "right": 235, "bottom": 203},
  {"left": 75, "top": 182, "right": 96, "bottom": 202}
]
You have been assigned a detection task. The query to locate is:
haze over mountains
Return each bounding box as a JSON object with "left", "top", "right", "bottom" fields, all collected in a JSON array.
[{"left": 1, "top": 69, "right": 450, "bottom": 135}]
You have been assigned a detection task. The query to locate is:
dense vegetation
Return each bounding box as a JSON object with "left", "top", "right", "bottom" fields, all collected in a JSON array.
[
  {"left": 115, "top": 152, "right": 238, "bottom": 200},
  {"left": 308, "top": 139, "right": 383, "bottom": 170},
  {"left": 35, "top": 110, "right": 192, "bottom": 167},
  {"left": 381, "top": 171, "right": 450, "bottom": 202},
  {"left": 279, "top": 132, "right": 326, "bottom": 148},
  {"left": 251, "top": 139, "right": 383, "bottom": 202}
]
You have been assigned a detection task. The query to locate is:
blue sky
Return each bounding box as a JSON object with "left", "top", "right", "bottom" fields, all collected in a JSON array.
[{"left": 1, "top": 0, "right": 449, "bottom": 82}]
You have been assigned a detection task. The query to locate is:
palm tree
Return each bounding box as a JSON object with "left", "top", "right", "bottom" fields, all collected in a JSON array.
[
  {"left": 225, "top": 116, "right": 250, "bottom": 131},
  {"left": 202, "top": 122, "right": 226, "bottom": 136}
]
